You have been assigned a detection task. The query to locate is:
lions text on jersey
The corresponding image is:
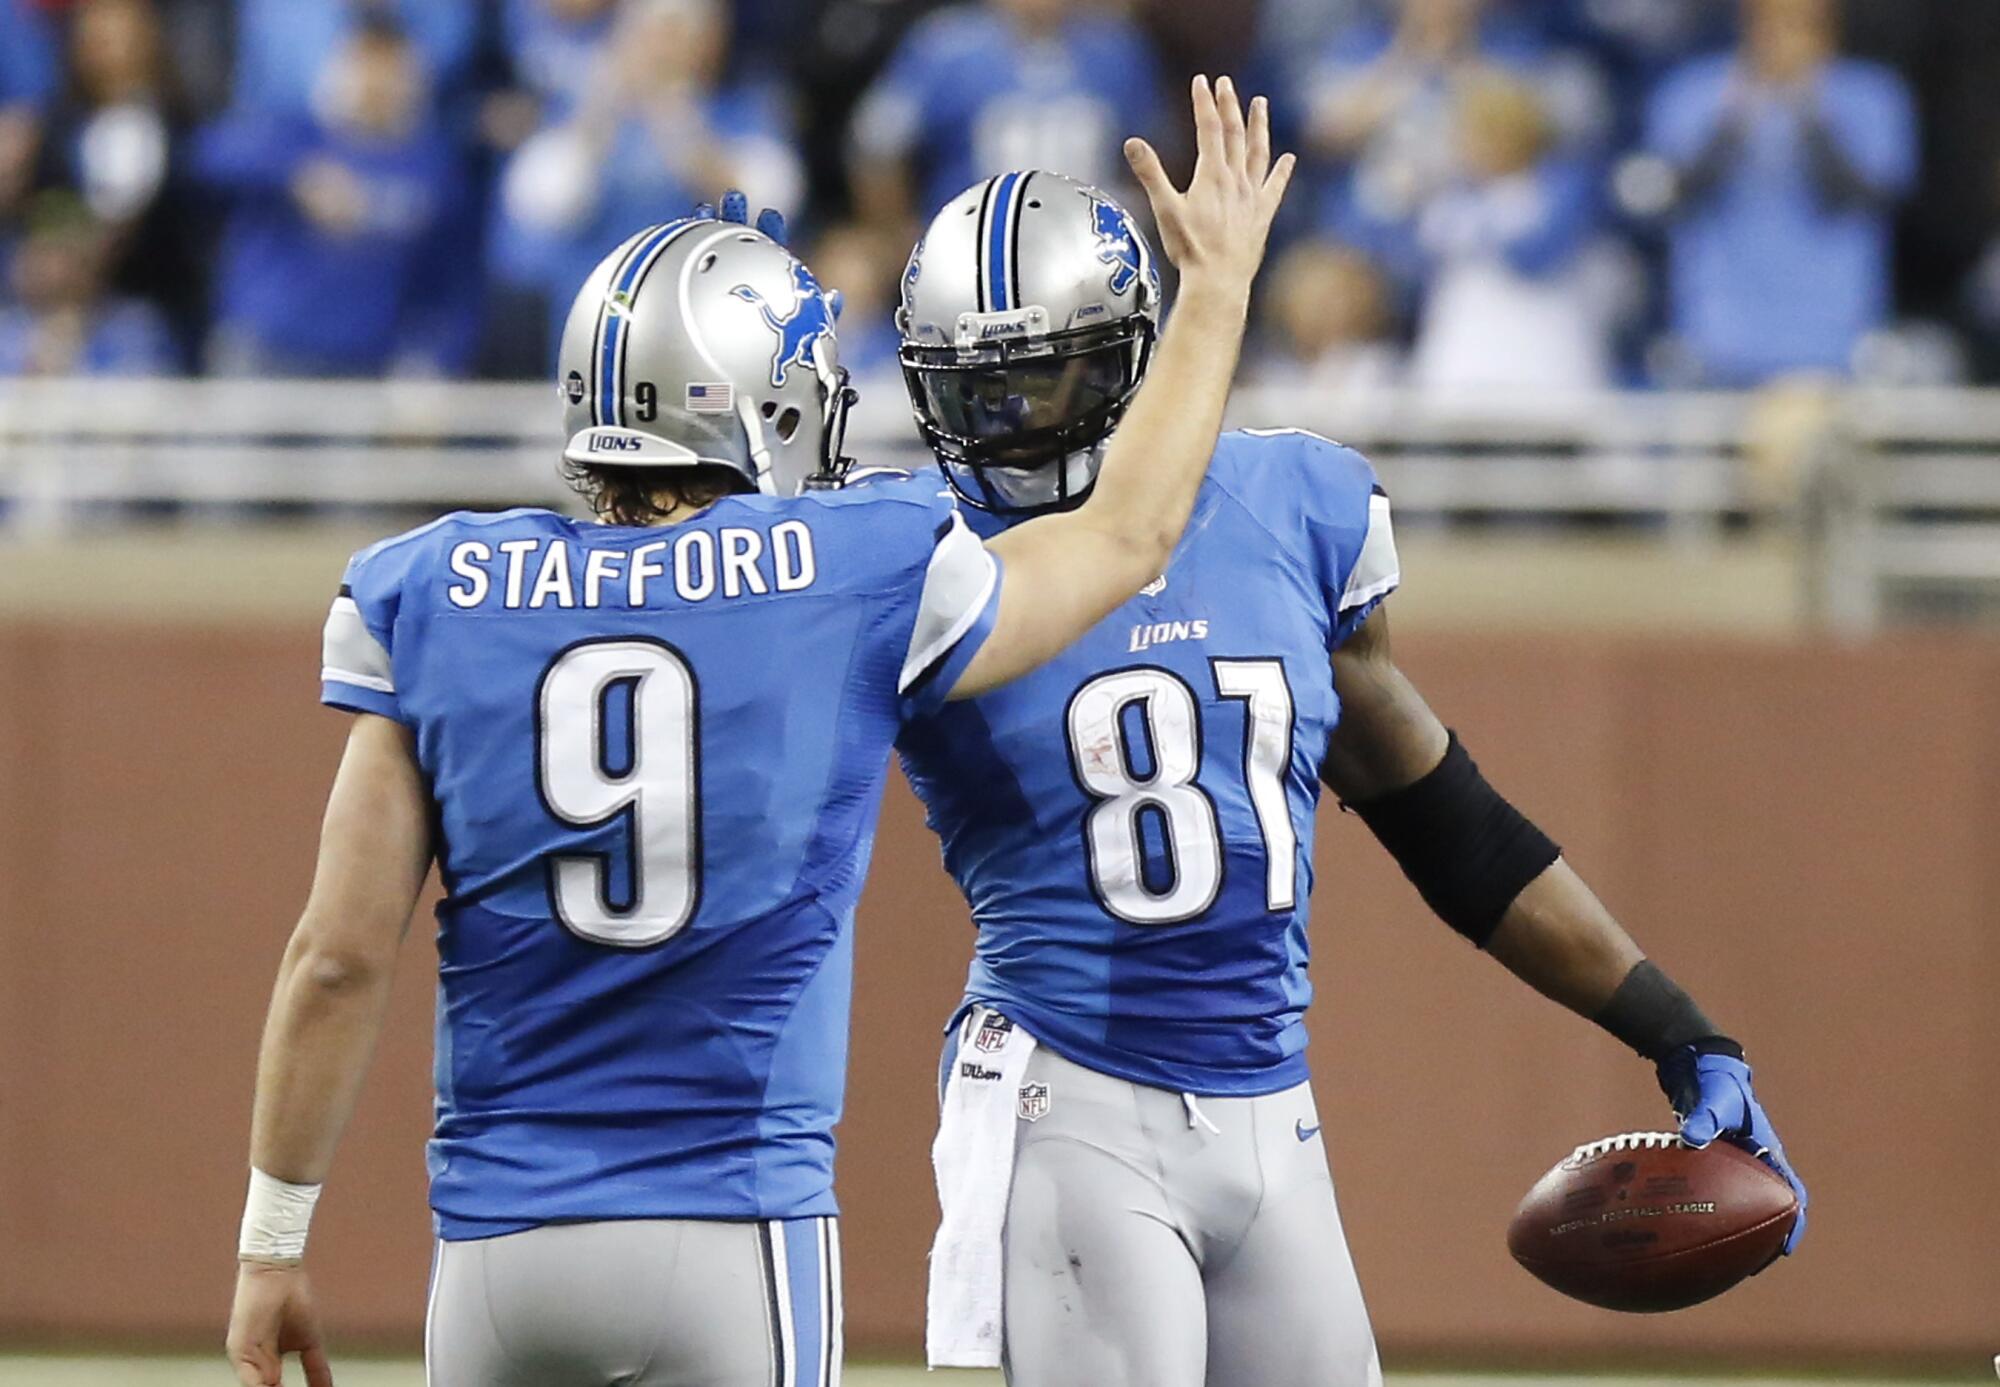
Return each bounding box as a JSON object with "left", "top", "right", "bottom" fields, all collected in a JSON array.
[
  {"left": 898, "top": 430, "right": 1398, "bottom": 1096},
  {"left": 320, "top": 476, "right": 999, "bottom": 1238}
]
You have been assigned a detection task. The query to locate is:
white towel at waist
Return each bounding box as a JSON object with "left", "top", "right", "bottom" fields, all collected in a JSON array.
[{"left": 925, "top": 1006, "right": 1038, "bottom": 1368}]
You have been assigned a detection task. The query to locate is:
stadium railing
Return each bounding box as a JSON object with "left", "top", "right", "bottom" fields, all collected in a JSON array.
[{"left": 1, "top": 377, "right": 1996, "bottom": 632}]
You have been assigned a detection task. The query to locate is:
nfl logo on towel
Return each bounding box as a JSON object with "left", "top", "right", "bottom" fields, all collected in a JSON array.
[
  {"left": 974, "top": 1013, "right": 1014, "bottom": 1053},
  {"left": 686, "top": 382, "right": 734, "bottom": 413},
  {"left": 1017, "top": 1081, "right": 1050, "bottom": 1122}
]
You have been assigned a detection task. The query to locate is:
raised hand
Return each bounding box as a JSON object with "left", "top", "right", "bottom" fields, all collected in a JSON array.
[{"left": 1123, "top": 76, "right": 1294, "bottom": 299}]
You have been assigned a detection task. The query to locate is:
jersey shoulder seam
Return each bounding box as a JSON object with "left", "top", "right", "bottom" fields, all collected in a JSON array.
[{"left": 353, "top": 507, "right": 553, "bottom": 567}]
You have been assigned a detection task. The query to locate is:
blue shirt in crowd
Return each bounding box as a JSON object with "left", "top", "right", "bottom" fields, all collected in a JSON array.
[
  {"left": 1647, "top": 56, "right": 1917, "bottom": 384},
  {"left": 0, "top": 300, "right": 178, "bottom": 376},
  {"left": 228, "top": 0, "right": 480, "bottom": 120},
  {"left": 192, "top": 116, "right": 468, "bottom": 374},
  {"left": 492, "top": 85, "right": 795, "bottom": 354},
  {"left": 852, "top": 7, "right": 1161, "bottom": 215},
  {"left": 501, "top": 0, "right": 616, "bottom": 125},
  {"left": 0, "top": 0, "right": 58, "bottom": 109}
]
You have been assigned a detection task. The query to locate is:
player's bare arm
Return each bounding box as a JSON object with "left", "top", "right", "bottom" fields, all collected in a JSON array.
[
  {"left": 1323, "top": 609, "right": 1641, "bottom": 1008},
  {"left": 1323, "top": 605, "right": 1806, "bottom": 1249},
  {"left": 951, "top": 75, "right": 1294, "bottom": 699},
  {"left": 226, "top": 713, "right": 433, "bottom": 1387}
]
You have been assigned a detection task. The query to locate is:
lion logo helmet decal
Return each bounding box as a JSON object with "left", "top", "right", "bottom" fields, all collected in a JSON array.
[
  {"left": 731, "top": 260, "right": 836, "bottom": 389},
  {"left": 1089, "top": 195, "right": 1149, "bottom": 298}
]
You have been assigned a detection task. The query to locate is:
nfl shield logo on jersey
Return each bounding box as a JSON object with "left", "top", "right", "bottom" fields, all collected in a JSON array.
[
  {"left": 1017, "top": 1081, "right": 1051, "bottom": 1123},
  {"left": 974, "top": 1012, "right": 1014, "bottom": 1053}
]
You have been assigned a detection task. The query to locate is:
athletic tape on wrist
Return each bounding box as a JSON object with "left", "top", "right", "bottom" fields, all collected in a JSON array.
[{"left": 238, "top": 1167, "right": 322, "bottom": 1262}]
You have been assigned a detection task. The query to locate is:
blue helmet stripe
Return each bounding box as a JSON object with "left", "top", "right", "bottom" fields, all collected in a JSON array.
[
  {"left": 595, "top": 221, "right": 693, "bottom": 427},
  {"left": 986, "top": 171, "right": 1021, "bottom": 311}
]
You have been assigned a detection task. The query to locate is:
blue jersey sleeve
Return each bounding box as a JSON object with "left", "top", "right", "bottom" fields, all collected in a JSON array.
[
  {"left": 320, "top": 518, "right": 454, "bottom": 721},
  {"left": 1224, "top": 428, "right": 1400, "bottom": 647}
]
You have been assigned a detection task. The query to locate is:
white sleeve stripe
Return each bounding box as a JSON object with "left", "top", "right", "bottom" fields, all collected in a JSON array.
[
  {"left": 1339, "top": 492, "right": 1399, "bottom": 612},
  {"left": 322, "top": 668, "right": 395, "bottom": 693},
  {"left": 1339, "top": 571, "right": 1399, "bottom": 613},
  {"left": 323, "top": 594, "right": 396, "bottom": 692},
  {"left": 898, "top": 513, "right": 999, "bottom": 695}
]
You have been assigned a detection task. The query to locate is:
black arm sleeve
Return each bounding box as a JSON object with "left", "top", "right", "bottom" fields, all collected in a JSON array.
[{"left": 1338, "top": 731, "right": 1560, "bottom": 948}]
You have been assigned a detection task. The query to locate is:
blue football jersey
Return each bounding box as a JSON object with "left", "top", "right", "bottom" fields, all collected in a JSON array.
[
  {"left": 319, "top": 476, "right": 1000, "bottom": 1238},
  {"left": 897, "top": 430, "right": 1399, "bottom": 1097}
]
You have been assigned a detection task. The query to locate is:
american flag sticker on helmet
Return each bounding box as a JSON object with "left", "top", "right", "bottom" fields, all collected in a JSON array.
[{"left": 686, "top": 382, "right": 734, "bottom": 413}]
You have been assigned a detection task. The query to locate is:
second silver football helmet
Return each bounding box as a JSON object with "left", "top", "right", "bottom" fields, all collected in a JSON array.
[
  {"left": 557, "top": 219, "right": 853, "bottom": 498},
  {"left": 898, "top": 171, "right": 1161, "bottom": 514}
]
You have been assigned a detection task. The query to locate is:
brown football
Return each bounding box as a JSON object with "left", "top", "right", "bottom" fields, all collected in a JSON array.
[{"left": 1507, "top": 1131, "right": 1797, "bottom": 1313}]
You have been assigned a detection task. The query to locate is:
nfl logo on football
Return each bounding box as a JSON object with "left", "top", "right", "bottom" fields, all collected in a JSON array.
[{"left": 1017, "top": 1081, "right": 1051, "bottom": 1123}]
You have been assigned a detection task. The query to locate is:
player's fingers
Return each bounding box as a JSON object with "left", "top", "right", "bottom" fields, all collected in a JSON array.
[
  {"left": 300, "top": 1340, "right": 335, "bottom": 1387},
  {"left": 1258, "top": 151, "right": 1296, "bottom": 219},
  {"left": 691, "top": 201, "right": 716, "bottom": 221},
  {"left": 1678, "top": 1103, "right": 1723, "bottom": 1147},
  {"left": 1246, "top": 95, "right": 1271, "bottom": 181},
  {"left": 1189, "top": 75, "right": 1220, "bottom": 176},
  {"left": 1781, "top": 1205, "right": 1806, "bottom": 1254},
  {"left": 720, "top": 189, "right": 749, "bottom": 225},
  {"left": 1215, "top": 75, "right": 1245, "bottom": 173},
  {"left": 755, "top": 206, "right": 788, "bottom": 245},
  {"left": 1124, "top": 137, "right": 1180, "bottom": 211},
  {"left": 228, "top": 1347, "right": 279, "bottom": 1387}
]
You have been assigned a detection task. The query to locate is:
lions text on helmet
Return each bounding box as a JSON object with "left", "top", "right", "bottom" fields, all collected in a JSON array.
[{"left": 898, "top": 171, "right": 1161, "bottom": 515}]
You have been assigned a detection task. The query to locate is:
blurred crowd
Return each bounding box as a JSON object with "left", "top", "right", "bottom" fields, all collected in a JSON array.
[{"left": 3, "top": 0, "right": 2000, "bottom": 391}]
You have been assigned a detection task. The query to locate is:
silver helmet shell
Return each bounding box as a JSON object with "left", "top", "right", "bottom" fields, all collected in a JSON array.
[
  {"left": 558, "top": 219, "right": 851, "bottom": 498},
  {"left": 898, "top": 171, "right": 1161, "bottom": 515}
]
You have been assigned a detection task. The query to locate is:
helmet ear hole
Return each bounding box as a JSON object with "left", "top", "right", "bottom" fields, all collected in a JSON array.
[
  {"left": 760, "top": 400, "right": 778, "bottom": 420},
  {"left": 775, "top": 406, "right": 803, "bottom": 442}
]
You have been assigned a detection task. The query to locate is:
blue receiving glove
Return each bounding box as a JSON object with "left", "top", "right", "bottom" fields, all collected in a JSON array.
[
  {"left": 689, "top": 190, "right": 843, "bottom": 320},
  {"left": 692, "top": 188, "right": 788, "bottom": 246},
  {"left": 1656, "top": 1044, "right": 1808, "bottom": 1255}
]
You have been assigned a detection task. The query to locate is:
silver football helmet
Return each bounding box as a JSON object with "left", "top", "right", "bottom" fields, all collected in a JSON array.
[
  {"left": 898, "top": 171, "right": 1161, "bottom": 514},
  {"left": 558, "top": 219, "right": 854, "bottom": 497}
]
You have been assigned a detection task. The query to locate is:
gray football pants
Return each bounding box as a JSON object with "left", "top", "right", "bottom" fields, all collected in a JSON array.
[
  {"left": 425, "top": 1216, "right": 841, "bottom": 1387},
  {"left": 1001, "top": 1045, "right": 1382, "bottom": 1387}
]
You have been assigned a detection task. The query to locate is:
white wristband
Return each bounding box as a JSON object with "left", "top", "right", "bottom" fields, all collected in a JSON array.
[{"left": 238, "top": 1167, "right": 322, "bottom": 1262}]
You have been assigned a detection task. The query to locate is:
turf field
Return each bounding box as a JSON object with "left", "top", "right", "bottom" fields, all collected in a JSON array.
[{"left": 0, "top": 1360, "right": 1978, "bottom": 1386}]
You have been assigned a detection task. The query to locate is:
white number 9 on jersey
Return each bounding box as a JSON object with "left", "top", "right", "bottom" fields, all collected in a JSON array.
[{"left": 536, "top": 639, "right": 700, "bottom": 946}]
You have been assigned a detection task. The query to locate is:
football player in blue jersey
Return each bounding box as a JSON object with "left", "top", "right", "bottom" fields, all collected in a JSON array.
[
  {"left": 895, "top": 172, "right": 1809, "bottom": 1384},
  {"left": 224, "top": 78, "right": 1295, "bottom": 1387}
]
